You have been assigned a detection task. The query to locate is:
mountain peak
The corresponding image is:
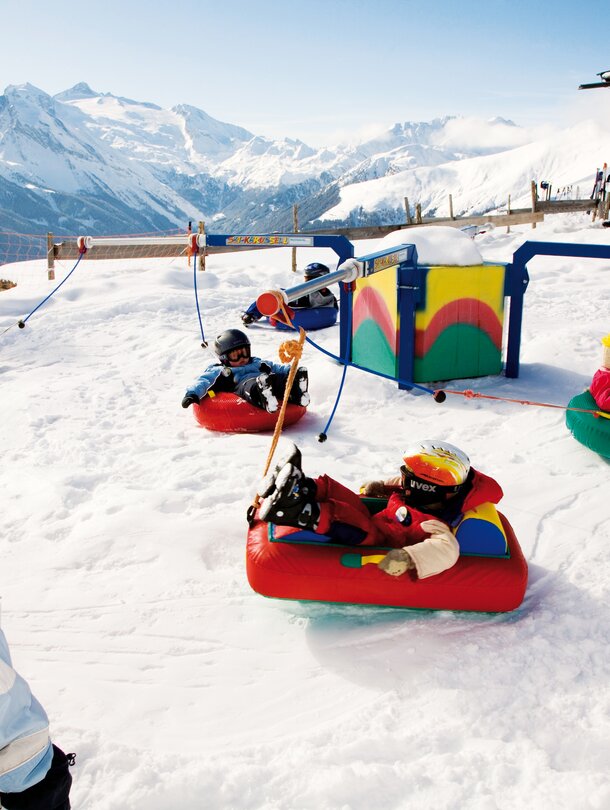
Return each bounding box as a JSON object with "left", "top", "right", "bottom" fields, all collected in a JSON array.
[
  {"left": 54, "top": 82, "right": 98, "bottom": 101},
  {"left": 4, "top": 82, "right": 52, "bottom": 101}
]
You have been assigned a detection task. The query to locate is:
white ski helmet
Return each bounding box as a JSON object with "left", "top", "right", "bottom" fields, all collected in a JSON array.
[{"left": 401, "top": 440, "right": 471, "bottom": 504}]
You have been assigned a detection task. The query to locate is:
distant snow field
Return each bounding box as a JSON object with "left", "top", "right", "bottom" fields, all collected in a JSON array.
[{"left": 0, "top": 213, "right": 609, "bottom": 809}]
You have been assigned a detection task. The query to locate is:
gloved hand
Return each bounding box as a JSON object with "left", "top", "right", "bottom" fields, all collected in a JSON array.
[
  {"left": 359, "top": 480, "right": 387, "bottom": 497},
  {"left": 259, "top": 362, "right": 271, "bottom": 374},
  {"left": 181, "top": 393, "right": 200, "bottom": 409},
  {"left": 378, "top": 548, "right": 416, "bottom": 577},
  {"left": 420, "top": 519, "right": 454, "bottom": 543},
  {"left": 241, "top": 312, "right": 255, "bottom": 325}
]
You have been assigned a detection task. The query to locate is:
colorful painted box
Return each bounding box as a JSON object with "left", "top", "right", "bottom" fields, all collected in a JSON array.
[{"left": 351, "top": 259, "right": 507, "bottom": 384}]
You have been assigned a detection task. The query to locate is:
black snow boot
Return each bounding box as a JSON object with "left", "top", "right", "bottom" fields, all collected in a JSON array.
[
  {"left": 255, "top": 373, "right": 279, "bottom": 413},
  {"left": 290, "top": 367, "right": 310, "bottom": 407},
  {"left": 259, "top": 445, "right": 319, "bottom": 529}
]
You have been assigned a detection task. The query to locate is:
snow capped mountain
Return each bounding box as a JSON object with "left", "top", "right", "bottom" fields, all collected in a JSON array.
[
  {"left": 319, "top": 118, "right": 608, "bottom": 226},
  {"left": 0, "top": 81, "right": 604, "bottom": 238},
  {"left": 0, "top": 84, "right": 203, "bottom": 233}
]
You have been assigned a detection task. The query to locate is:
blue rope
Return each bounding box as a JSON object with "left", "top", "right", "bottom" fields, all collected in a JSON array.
[
  {"left": 304, "top": 334, "right": 436, "bottom": 396},
  {"left": 318, "top": 293, "right": 354, "bottom": 441},
  {"left": 20, "top": 252, "right": 84, "bottom": 326},
  {"left": 192, "top": 250, "right": 206, "bottom": 345}
]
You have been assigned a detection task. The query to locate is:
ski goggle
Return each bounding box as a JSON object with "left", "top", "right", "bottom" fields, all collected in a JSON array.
[
  {"left": 400, "top": 465, "right": 463, "bottom": 505},
  {"left": 226, "top": 346, "right": 251, "bottom": 362}
]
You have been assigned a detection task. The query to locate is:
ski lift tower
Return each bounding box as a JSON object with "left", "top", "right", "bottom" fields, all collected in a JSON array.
[{"left": 579, "top": 70, "right": 610, "bottom": 90}]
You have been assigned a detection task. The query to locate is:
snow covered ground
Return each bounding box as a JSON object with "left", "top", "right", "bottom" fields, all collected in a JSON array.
[{"left": 0, "top": 214, "right": 609, "bottom": 809}]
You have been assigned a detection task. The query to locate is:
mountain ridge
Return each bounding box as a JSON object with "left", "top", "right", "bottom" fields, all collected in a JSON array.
[{"left": 0, "top": 82, "right": 605, "bottom": 237}]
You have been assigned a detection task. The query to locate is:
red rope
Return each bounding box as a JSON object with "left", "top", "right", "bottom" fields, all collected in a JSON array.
[{"left": 440, "top": 388, "right": 609, "bottom": 419}]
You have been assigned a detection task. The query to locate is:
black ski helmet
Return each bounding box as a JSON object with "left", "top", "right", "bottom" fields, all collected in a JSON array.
[
  {"left": 303, "top": 262, "right": 330, "bottom": 281},
  {"left": 214, "top": 329, "right": 251, "bottom": 365}
]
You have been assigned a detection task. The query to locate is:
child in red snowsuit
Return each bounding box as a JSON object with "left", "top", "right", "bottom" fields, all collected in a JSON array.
[
  {"left": 589, "top": 334, "right": 610, "bottom": 411},
  {"left": 258, "top": 441, "right": 503, "bottom": 579}
]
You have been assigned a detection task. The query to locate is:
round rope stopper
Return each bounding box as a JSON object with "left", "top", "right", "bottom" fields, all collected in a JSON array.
[
  {"left": 278, "top": 339, "right": 301, "bottom": 363},
  {"left": 256, "top": 290, "right": 283, "bottom": 316}
]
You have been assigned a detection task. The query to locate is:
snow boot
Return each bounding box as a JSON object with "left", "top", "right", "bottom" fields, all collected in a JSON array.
[
  {"left": 256, "top": 373, "right": 279, "bottom": 413},
  {"left": 259, "top": 446, "right": 319, "bottom": 529},
  {"left": 291, "top": 367, "right": 310, "bottom": 407},
  {"left": 258, "top": 444, "right": 303, "bottom": 498}
]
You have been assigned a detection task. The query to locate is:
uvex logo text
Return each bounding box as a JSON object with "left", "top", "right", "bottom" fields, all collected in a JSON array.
[{"left": 408, "top": 479, "right": 437, "bottom": 492}]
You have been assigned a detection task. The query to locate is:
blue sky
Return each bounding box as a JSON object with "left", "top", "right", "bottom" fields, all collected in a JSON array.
[{"left": 1, "top": 0, "right": 608, "bottom": 145}]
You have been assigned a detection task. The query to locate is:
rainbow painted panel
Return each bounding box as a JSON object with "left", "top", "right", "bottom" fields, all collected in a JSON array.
[
  {"left": 352, "top": 266, "right": 398, "bottom": 376},
  {"left": 413, "top": 264, "right": 505, "bottom": 382}
]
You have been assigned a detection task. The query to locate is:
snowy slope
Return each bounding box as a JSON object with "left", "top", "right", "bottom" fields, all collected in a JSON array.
[
  {"left": 320, "top": 119, "right": 609, "bottom": 223},
  {"left": 0, "top": 213, "right": 609, "bottom": 809}
]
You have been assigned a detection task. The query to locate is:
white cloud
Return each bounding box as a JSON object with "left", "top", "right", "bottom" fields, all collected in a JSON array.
[{"left": 430, "top": 116, "right": 542, "bottom": 151}]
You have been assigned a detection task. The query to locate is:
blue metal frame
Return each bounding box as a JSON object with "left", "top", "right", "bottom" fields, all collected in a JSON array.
[
  {"left": 338, "top": 243, "right": 419, "bottom": 375},
  {"left": 206, "top": 233, "right": 355, "bottom": 348},
  {"left": 205, "top": 233, "right": 354, "bottom": 267},
  {"left": 505, "top": 241, "right": 610, "bottom": 378},
  {"left": 239, "top": 236, "right": 609, "bottom": 389},
  {"left": 397, "top": 256, "right": 424, "bottom": 390}
]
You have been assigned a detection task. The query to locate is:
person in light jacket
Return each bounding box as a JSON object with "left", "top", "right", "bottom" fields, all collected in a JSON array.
[{"left": 0, "top": 628, "right": 74, "bottom": 810}]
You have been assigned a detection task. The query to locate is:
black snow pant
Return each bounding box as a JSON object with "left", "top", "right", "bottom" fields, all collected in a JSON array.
[{"left": 0, "top": 746, "right": 74, "bottom": 810}]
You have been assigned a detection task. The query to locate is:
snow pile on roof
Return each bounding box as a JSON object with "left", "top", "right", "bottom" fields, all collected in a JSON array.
[{"left": 379, "top": 226, "right": 484, "bottom": 265}]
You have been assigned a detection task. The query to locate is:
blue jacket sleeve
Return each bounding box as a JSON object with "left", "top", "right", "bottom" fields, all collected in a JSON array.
[
  {"left": 0, "top": 630, "right": 54, "bottom": 793},
  {"left": 184, "top": 364, "right": 226, "bottom": 399},
  {"left": 244, "top": 301, "right": 262, "bottom": 320},
  {"left": 261, "top": 360, "right": 291, "bottom": 377}
]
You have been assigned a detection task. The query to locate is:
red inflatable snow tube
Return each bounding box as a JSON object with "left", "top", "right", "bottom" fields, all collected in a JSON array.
[
  {"left": 193, "top": 393, "right": 307, "bottom": 433},
  {"left": 246, "top": 512, "right": 528, "bottom": 612}
]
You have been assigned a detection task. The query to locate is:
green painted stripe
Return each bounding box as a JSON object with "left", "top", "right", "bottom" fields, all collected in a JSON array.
[
  {"left": 414, "top": 325, "right": 502, "bottom": 382},
  {"left": 353, "top": 320, "right": 396, "bottom": 376}
]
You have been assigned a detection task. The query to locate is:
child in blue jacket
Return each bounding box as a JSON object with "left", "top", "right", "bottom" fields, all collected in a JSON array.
[
  {"left": 241, "top": 262, "right": 337, "bottom": 325},
  {"left": 0, "top": 628, "right": 74, "bottom": 809},
  {"left": 181, "top": 329, "right": 309, "bottom": 413}
]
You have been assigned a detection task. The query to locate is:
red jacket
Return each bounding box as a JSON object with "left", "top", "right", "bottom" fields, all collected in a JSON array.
[
  {"left": 372, "top": 469, "right": 503, "bottom": 547},
  {"left": 315, "top": 469, "right": 503, "bottom": 548},
  {"left": 590, "top": 368, "right": 610, "bottom": 411}
]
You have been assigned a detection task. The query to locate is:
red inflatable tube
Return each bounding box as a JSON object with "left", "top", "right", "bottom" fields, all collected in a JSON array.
[
  {"left": 192, "top": 392, "right": 307, "bottom": 433},
  {"left": 246, "top": 512, "right": 528, "bottom": 612}
]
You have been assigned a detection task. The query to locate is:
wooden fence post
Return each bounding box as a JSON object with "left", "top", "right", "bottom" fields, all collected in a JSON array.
[
  {"left": 448, "top": 194, "right": 454, "bottom": 220},
  {"left": 415, "top": 203, "right": 422, "bottom": 224},
  {"left": 198, "top": 221, "right": 206, "bottom": 271},
  {"left": 507, "top": 195, "right": 511, "bottom": 234},
  {"left": 292, "top": 204, "right": 299, "bottom": 273},
  {"left": 531, "top": 181, "right": 537, "bottom": 229},
  {"left": 46, "top": 232, "right": 55, "bottom": 280},
  {"left": 404, "top": 197, "right": 413, "bottom": 225}
]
